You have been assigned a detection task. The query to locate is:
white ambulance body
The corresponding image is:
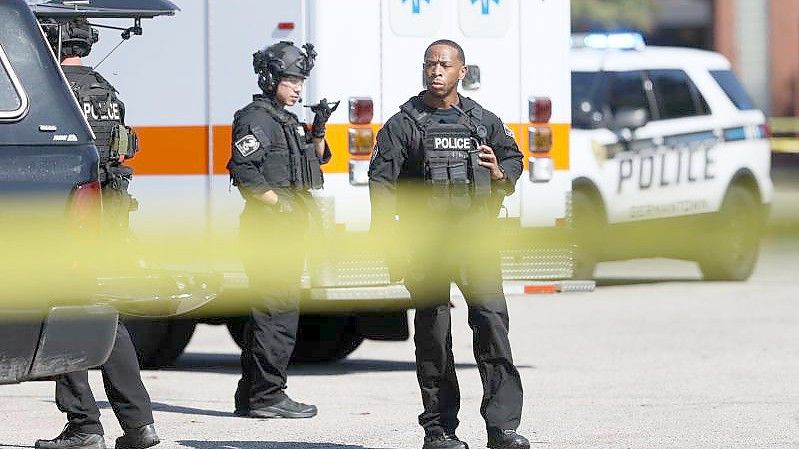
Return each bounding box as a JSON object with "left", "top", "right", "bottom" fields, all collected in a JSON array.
[{"left": 84, "top": 0, "right": 573, "bottom": 365}]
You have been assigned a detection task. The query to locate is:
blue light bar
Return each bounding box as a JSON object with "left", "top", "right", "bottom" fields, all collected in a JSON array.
[{"left": 572, "top": 32, "right": 646, "bottom": 51}]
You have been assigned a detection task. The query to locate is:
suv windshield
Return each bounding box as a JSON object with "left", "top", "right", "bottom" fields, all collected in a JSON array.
[{"left": 710, "top": 70, "right": 755, "bottom": 110}]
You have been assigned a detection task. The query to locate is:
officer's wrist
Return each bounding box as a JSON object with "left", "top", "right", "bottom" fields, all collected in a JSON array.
[{"left": 311, "top": 124, "right": 325, "bottom": 139}]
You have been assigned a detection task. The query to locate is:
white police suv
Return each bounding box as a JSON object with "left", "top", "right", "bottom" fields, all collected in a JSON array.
[{"left": 569, "top": 33, "right": 773, "bottom": 281}]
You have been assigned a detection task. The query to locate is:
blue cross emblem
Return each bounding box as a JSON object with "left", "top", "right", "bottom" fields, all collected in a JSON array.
[
  {"left": 402, "top": 0, "right": 431, "bottom": 14},
  {"left": 471, "top": 0, "right": 500, "bottom": 15}
]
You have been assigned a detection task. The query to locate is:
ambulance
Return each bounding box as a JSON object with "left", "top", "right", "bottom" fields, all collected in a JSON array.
[{"left": 65, "top": 0, "right": 574, "bottom": 366}]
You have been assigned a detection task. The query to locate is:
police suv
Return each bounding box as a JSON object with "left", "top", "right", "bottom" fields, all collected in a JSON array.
[{"left": 569, "top": 33, "right": 773, "bottom": 281}]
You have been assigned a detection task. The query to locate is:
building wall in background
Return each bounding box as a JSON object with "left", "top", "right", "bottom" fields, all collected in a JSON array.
[
  {"left": 768, "top": 0, "right": 799, "bottom": 117},
  {"left": 734, "top": 0, "right": 771, "bottom": 112},
  {"left": 714, "top": 0, "right": 799, "bottom": 117}
]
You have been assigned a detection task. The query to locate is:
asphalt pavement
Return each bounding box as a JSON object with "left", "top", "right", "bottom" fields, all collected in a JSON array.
[
  {"left": 2, "top": 233, "right": 798, "bottom": 448},
  {"left": 2, "top": 158, "right": 798, "bottom": 449}
]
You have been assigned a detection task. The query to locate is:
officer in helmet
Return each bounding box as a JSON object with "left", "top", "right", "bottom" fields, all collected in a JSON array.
[
  {"left": 368, "top": 40, "right": 529, "bottom": 449},
  {"left": 35, "top": 18, "right": 159, "bottom": 449},
  {"left": 43, "top": 18, "right": 139, "bottom": 233},
  {"left": 227, "top": 40, "right": 336, "bottom": 419}
]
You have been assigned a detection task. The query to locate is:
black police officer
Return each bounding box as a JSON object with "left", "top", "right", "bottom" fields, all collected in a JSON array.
[
  {"left": 227, "top": 41, "right": 336, "bottom": 419},
  {"left": 35, "top": 18, "right": 158, "bottom": 449},
  {"left": 368, "top": 40, "right": 530, "bottom": 449}
]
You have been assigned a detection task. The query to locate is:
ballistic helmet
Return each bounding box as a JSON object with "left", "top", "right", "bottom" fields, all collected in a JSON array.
[
  {"left": 42, "top": 18, "right": 99, "bottom": 59},
  {"left": 253, "top": 41, "right": 317, "bottom": 93}
]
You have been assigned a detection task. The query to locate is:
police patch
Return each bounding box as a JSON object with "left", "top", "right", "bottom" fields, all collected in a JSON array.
[
  {"left": 503, "top": 124, "right": 515, "bottom": 139},
  {"left": 235, "top": 134, "right": 260, "bottom": 157}
]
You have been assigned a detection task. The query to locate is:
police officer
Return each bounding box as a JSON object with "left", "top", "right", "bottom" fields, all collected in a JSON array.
[
  {"left": 368, "top": 40, "right": 530, "bottom": 449},
  {"left": 227, "top": 41, "right": 335, "bottom": 419},
  {"left": 35, "top": 18, "right": 158, "bottom": 449}
]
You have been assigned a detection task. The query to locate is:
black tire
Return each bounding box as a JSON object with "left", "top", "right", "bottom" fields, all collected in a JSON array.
[
  {"left": 572, "top": 188, "right": 603, "bottom": 280},
  {"left": 226, "top": 315, "right": 364, "bottom": 363},
  {"left": 293, "top": 315, "right": 364, "bottom": 363},
  {"left": 123, "top": 317, "right": 197, "bottom": 369},
  {"left": 699, "top": 184, "right": 761, "bottom": 281}
]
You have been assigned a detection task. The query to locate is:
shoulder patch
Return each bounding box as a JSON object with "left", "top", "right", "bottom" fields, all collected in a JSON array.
[
  {"left": 503, "top": 124, "right": 516, "bottom": 139},
  {"left": 235, "top": 134, "right": 261, "bottom": 157}
]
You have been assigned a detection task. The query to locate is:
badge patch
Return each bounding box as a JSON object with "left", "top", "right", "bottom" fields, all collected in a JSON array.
[
  {"left": 235, "top": 134, "right": 260, "bottom": 157},
  {"left": 503, "top": 124, "right": 515, "bottom": 139},
  {"left": 296, "top": 125, "right": 306, "bottom": 137}
]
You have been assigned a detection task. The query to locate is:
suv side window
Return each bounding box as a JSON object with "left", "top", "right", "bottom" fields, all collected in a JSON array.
[
  {"left": 649, "top": 69, "right": 709, "bottom": 120},
  {"left": 0, "top": 43, "right": 27, "bottom": 120},
  {"left": 606, "top": 71, "right": 650, "bottom": 116},
  {"left": 710, "top": 70, "right": 755, "bottom": 110}
]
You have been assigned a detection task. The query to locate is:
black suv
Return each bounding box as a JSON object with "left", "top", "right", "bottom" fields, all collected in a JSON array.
[{"left": 0, "top": 0, "right": 117, "bottom": 384}]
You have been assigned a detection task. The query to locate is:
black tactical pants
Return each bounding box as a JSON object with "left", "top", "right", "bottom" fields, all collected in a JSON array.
[
  {"left": 55, "top": 320, "right": 154, "bottom": 435},
  {"left": 235, "top": 201, "right": 308, "bottom": 411},
  {"left": 404, "top": 219, "right": 523, "bottom": 436}
]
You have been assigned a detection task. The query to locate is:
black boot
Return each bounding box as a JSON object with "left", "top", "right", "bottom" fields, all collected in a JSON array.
[
  {"left": 35, "top": 426, "right": 106, "bottom": 449},
  {"left": 422, "top": 433, "right": 469, "bottom": 449},
  {"left": 246, "top": 397, "right": 317, "bottom": 419},
  {"left": 486, "top": 429, "right": 530, "bottom": 449},
  {"left": 114, "top": 424, "right": 159, "bottom": 449}
]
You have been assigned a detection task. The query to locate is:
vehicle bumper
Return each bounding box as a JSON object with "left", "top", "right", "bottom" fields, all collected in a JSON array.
[{"left": 27, "top": 305, "right": 117, "bottom": 381}]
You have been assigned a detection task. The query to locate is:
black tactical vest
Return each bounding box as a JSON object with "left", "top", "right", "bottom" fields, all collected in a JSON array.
[
  {"left": 250, "top": 99, "right": 324, "bottom": 191},
  {"left": 401, "top": 100, "right": 492, "bottom": 211},
  {"left": 63, "top": 67, "right": 125, "bottom": 167}
]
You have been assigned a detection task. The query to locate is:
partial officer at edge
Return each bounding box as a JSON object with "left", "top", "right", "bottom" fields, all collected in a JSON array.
[
  {"left": 35, "top": 18, "right": 158, "bottom": 449},
  {"left": 227, "top": 40, "right": 336, "bottom": 419},
  {"left": 368, "top": 40, "right": 530, "bottom": 449}
]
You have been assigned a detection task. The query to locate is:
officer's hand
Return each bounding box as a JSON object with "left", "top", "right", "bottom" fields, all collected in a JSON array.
[
  {"left": 309, "top": 98, "right": 340, "bottom": 139},
  {"left": 259, "top": 190, "right": 279, "bottom": 206},
  {"left": 478, "top": 145, "right": 505, "bottom": 181}
]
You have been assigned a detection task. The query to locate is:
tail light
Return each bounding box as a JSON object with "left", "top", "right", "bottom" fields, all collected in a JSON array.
[
  {"left": 68, "top": 180, "right": 102, "bottom": 228},
  {"left": 349, "top": 127, "right": 374, "bottom": 155},
  {"left": 757, "top": 123, "right": 770, "bottom": 139},
  {"left": 349, "top": 97, "right": 375, "bottom": 185},
  {"left": 349, "top": 97, "right": 374, "bottom": 124},
  {"left": 529, "top": 97, "right": 552, "bottom": 123},
  {"left": 529, "top": 156, "right": 553, "bottom": 183},
  {"left": 528, "top": 97, "right": 554, "bottom": 183},
  {"left": 349, "top": 160, "right": 370, "bottom": 185},
  {"left": 528, "top": 126, "right": 552, "bottom": 153}
]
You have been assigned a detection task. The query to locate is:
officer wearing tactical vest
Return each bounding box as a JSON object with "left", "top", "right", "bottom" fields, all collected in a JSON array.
[
  {"left": 227, "top": 41, "right": 335, "bottom": 419},
  {"left": 46, "top": 19, "right": 139, "bottom": 233},
  {"left": 35, "top": 18, "right": 158, "bottom": 449},
  {"left": 368, "top": 40, "right": 530, "bottom": 449}
]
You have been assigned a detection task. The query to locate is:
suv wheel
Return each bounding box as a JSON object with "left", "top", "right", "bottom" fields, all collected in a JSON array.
[
  {"left": 124, "top": 318, "right": 197, "bottom": 369},
  {"left": 699, "top": 184, "right": 761, "bottom": 281},
  {"left": 226, "top": 315, "right": 364, "bottom": 363}
]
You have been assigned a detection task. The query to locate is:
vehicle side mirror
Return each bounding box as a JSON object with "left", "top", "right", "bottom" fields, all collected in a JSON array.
[{"left": 611, "top": 107, "right": 649, "bottom": 136}]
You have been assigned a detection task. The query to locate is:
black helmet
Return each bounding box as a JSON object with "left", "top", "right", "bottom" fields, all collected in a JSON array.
[
  {"left": 42, "top": 18, "right": 99, "bottom": 59},
  {"left": 253, "top": 41, "right": 317, "bottom": 93}
]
